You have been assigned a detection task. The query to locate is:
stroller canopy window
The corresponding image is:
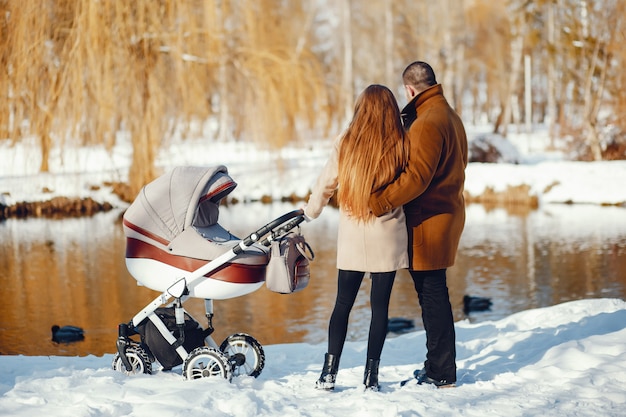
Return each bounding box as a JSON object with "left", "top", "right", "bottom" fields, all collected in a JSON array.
[{"left": 124, "top": 165, "right": 236, "bottom": 244}]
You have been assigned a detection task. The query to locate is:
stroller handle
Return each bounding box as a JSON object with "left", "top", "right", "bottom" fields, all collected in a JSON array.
[{"left": 233, "top": 209, "right": 305, "bottom": 254}]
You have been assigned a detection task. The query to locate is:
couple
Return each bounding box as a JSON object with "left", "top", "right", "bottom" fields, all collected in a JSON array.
[{"left": 304, "top": 61, "right": 468, "bottom": 391}]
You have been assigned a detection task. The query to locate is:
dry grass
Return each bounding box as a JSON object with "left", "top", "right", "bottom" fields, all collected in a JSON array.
[{"left": 465, "top": 184, "right": 539, "bottom": 209}]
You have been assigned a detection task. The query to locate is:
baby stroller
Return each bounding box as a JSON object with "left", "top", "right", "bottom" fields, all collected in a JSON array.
[{"left": 113, "top": 165, "right": 311, "bottom": 380}]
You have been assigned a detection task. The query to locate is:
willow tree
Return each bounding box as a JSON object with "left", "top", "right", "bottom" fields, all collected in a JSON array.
[
  {"left": 222, "top": 0, "right": 329, "bottom": 147},
  {"left": 1, "top": 0, "right": 329, "bottom": 197},
  {"left": 462, "top": 0, "right": 513, "bottom": 127},
  {"left": 0, "top": 1, "right": 67, "bottom": 172}
]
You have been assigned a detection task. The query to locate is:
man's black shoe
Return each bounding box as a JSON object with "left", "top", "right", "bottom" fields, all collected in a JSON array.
[{"left": 415, "top": 368, "right": 456, "bottom": 388}]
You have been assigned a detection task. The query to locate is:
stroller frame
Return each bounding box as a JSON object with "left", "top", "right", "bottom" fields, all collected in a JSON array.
[{"left": 114, "top": 209, "right": 305, "bottom": 380}]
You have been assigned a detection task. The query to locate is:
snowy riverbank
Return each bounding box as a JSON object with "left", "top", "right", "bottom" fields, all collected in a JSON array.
[{"left": 2, "top": 126, "right": 626, "bottom": 209}]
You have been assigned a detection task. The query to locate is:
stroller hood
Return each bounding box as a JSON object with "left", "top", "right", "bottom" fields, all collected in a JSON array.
[{"left": 124, "top": 165, "right": 236, "bottom": 244}]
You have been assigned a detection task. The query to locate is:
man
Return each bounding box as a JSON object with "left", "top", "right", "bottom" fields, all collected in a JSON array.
[{"left": 369, "top": 61, "right": 468, "bottom": 388}]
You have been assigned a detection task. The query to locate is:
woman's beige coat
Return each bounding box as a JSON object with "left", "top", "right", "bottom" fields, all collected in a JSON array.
[{"left": 304, "top": 137, "right": 408, "bottom": 273}]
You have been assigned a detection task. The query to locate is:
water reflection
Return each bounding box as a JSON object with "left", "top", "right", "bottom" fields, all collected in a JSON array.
[{"left": 1, "top": 203, "right": 625, "bottom": 357}]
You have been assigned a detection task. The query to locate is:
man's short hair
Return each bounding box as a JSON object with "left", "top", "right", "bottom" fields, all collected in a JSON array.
[{"left": 402, "top": 61, "right": 437, "bottom": 91}]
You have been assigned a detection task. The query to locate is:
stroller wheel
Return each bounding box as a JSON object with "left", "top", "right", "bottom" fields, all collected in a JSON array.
[
  {"left": 183, "top": 347, "right": 232, "bottom": 381},
  {"left": 112, "top": 345, "right": 152, "bottom": 375},
  {"left": 220, "top": 333, "right": 265, "bottom": 378}
]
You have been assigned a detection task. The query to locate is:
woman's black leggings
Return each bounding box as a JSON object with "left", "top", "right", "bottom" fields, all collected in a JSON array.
[{"left": 327, "top": 269, "right": 396, "bottom": 361}]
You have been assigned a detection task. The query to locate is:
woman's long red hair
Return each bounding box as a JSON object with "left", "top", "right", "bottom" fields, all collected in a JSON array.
[{"left": 337, "top": 84, "right": 407, "bottom": 222}]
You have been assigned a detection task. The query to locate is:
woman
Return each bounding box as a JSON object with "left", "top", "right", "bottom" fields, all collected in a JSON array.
[{"left": 304, "top": 84, "right": 408, "bottom": 391}]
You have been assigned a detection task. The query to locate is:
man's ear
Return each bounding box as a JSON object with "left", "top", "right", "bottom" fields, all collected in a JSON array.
[{"left": 405, "top": 85, "right": 417, "bottom": 99}]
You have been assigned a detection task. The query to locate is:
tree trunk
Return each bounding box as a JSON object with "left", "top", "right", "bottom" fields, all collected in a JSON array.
[
  {"left": 341, "top": 0, "right": 354, "bottom": 124},
  {"left": 440, "top": 0, "right": 455, "bottom": 108},
  {"left": 384, "top": 0, "right": 394, "bottom": 88},
  {"left": 524, "top": 54, "right": 532, "bottom": 134},
  {"left": 496, "top": 34, "right": 523, "bottom": 137},
  {"left": 217, "top": 59, "right": 230, "bottom": 142},
  {"left": 546, "top": 2, "right": 557, "bottom": 146},
  {"left": 582, "top": 40, "right": 605, "bottom": 161}
]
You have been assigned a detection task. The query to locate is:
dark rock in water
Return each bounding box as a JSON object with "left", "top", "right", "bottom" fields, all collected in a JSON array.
[
  {"left": 51, "top": 325, "right": 85, "bottom": 343},
  {"left": 463, "top": 295, "right": 493, "bottom": 314},
  {"left": 387, "top": 317, "right": 415, "bottom": 334}
]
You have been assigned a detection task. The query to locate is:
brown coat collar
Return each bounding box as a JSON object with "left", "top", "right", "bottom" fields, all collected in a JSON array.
[{"left": 400, "top": 84, "right": 443, "bottom": 129}]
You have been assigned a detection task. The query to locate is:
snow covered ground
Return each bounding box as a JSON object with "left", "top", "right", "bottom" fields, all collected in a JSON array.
[
  {"left": 1, "top": 299, "right": 625, "bottom": 417},
  {"left": 1, "top": 124, "right": 626, "bottom": 416}
]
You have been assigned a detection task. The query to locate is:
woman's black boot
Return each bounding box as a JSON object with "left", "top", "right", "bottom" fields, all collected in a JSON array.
[
  {"left": 363, "top": 358, "right": 380, "bottom": 391},
  {"left": 315, "top": 353, "right": 339, "bottom": 390}
]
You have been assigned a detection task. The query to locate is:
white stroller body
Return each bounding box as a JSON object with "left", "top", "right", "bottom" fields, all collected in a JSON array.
[{"left": 113, "top": 165, "right": 308, "bottom": 380}]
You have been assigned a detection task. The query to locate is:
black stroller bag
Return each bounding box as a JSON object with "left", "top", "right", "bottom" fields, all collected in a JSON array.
[{"left": 137, "top": 307, "right": 207, "bottom": 370}]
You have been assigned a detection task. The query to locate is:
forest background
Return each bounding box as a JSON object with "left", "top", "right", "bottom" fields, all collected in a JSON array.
[{"left": 2, "top": 0, "right": 625, "bottom": 199}]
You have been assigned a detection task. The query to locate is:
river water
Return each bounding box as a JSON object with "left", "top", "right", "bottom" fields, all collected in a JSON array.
[{"left": 1, "top": 202, "right": 625, "bottom": 357}]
